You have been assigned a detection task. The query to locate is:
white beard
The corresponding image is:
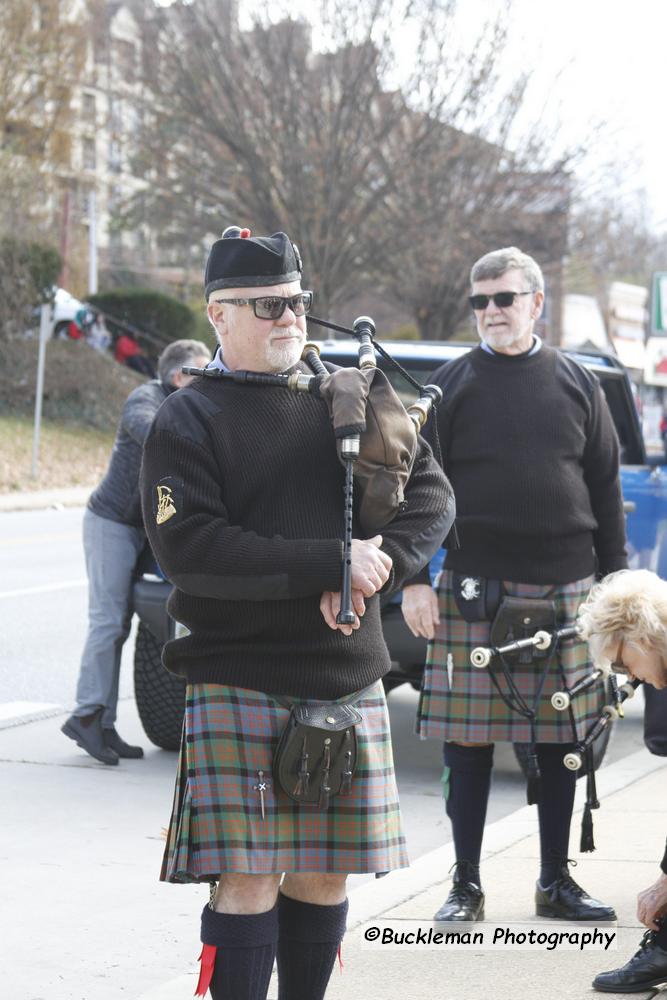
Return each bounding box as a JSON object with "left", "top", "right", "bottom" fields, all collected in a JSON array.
[
  {"left": 265, "top": 329, "right": 305, "bottom": 371},
  {"left": 481, "top": 327, "right": 524, "bottom": 351}
]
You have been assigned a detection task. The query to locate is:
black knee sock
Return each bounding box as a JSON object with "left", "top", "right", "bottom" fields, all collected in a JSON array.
[
  {"left": 198, "top": 903, "right": 278, "bottom": 1000},
  {"left": 442, "top": 742, "right": 494, "bottom": 880},
  {"left": 655, "top": 919, "right": 667, "bottom": 949},
  {"left": 277, "top": 893, "right": 348, "bottom": 1000},
  {"left": 535, "top": 742, "right": 577, "bottom": 887}
]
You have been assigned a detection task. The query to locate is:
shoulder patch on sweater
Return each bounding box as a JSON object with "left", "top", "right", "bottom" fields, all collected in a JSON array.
[{"left": 154, "top": 476, "right": 183, "bottom": 526}]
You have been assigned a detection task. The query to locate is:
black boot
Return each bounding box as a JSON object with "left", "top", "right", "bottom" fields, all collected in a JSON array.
[
  {"left": 593, "top": 930, "right": 667, "bottom": 992},
  {"left": 277, "top": 893, "right": 348, "bottom": 1000},
  {"left": 434, "top": 860, "right": 485, "bottom": 922},
  {"left": 535, "top": 865, "right": 616, "bottom": 921},
  {"left": 197, "top": 903, "right": 278, "bottom": 1000},
  {"left": 61, "top": 709, "right": 119, "bottom": 765},
  {"left": 103, "top": 727, "right": 144, "bottom": 758}
]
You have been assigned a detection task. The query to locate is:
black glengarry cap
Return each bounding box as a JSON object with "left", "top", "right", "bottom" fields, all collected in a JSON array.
[{"left": 204, "top": 226, "right": 303, "bottom": 299}]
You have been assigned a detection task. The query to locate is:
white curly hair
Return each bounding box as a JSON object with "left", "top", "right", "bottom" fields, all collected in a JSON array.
[{"left": 577, "top": 569, "right": 667, "bottom": 672}]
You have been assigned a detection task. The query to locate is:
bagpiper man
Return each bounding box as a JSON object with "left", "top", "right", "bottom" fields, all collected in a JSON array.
[
  {"left": 401, "top": 246, "right": 627, "bottom": 924},
  {"left": 140, "top": 226, "right": 454, "bottom": 1000}
]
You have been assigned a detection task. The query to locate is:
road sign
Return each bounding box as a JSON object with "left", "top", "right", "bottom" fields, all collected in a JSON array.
[{"left": 650, "top": 271, "right": 667, "bottom": 334}]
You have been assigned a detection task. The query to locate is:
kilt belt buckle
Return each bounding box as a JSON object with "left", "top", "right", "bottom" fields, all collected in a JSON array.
[{"left": 273, "top": 700, "right": 362, "bottom": 810}]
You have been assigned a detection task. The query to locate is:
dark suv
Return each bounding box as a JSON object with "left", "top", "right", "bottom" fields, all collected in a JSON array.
[{"left": 132, "top": 339, "right": 655, "bottom": 754}]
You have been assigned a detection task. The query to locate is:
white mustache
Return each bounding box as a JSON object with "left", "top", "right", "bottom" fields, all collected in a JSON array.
[{"left": 269, "top": 328, "right": 303, "bottom": 341}]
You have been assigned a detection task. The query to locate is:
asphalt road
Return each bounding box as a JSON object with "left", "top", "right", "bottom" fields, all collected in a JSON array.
[{"left": 0, "top": 505, "right": 650, "bottom": 866}]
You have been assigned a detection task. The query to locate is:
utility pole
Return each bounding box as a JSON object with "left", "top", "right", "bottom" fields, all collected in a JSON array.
[
  {"left": 88, "top": 187, "right": 98, "bottom": 295},
  {"left": 58, "top": 189, "right": 71, "bottom": 290},
  {"left": 31, "top": 304, "right": 53, "bottom": 479}
]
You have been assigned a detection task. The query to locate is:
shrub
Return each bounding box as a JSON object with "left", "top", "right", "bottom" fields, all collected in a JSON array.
[{"left": 88, "top": 288, "right": 196, "bottom": 353}]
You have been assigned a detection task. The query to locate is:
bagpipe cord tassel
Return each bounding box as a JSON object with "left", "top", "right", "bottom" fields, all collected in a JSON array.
[
  {"left": 194, "top": 943, "right": 217, "bottom": 997},
  {"left": 526, "top": 724, "right": 541, "bottom": 806},
  {"left": 580, "top": 746, "right": 598, "bottom": 853}
]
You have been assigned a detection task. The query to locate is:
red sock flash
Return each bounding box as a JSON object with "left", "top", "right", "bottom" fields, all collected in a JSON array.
[{"left": 194, "top": 943, "right": 217, "bottom": 996}]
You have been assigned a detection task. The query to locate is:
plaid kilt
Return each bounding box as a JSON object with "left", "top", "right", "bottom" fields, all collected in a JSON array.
[
  {"left": 416, "top": 571, "right": 604, "bottom": 743},
  {"left": 161, "top": 680, "right": 408, "bottom": 882}
]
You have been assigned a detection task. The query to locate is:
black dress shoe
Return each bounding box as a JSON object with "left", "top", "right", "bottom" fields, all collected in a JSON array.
[
  {"left": 593, "top": 930, "right": 667, "bottom": 992},
  {"left": 535, "top": 868, "right": 616, "bottom": 921},
  {"left": 61, "top": 710, "right": 119, "bottom": 765},
  {"left": 103, "top": 727, "right": 144, "bottom": 758},
  {"left": 434, "top": 862, "right": 485, "bottom": 922}
]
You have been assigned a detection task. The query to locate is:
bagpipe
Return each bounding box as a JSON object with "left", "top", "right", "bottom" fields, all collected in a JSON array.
[
  {"left": 183, "top": 314, "right": 446, "bottom": 625},
  {"left": 471, "top": 624, "right": 643, "bottom": 851}
]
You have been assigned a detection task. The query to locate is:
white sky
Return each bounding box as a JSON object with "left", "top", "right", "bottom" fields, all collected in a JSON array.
[{"left": 503, "top": 0, "right": 667, "bottom": 229}]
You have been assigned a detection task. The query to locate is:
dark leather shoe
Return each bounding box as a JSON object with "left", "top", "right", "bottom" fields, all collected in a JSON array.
[
  {"left": 103, "top": 727, "right": 144, "bottom": 758},
  {"left": 434, "top": 862, "right": 485, "bottom": 922},
  {"left": 61, "top": 711, "right": 119, "bottom": 765},
  {"left": 536, "top": 868, "right": 616, "bottom": 921},
  {"left": 593, "top": 930, "right": 667, "bottom": 992}
]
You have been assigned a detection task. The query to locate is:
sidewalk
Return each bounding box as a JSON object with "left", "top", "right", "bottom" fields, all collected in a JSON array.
[
  {"left": 2, "top": 699, "right": 665, "bottom": 1000},
  {"left": 0, "top": 485, "right": 90, "bottom": 512},
  {"left": 139, "top": 750, "right": 667, "bottom": 1000}
]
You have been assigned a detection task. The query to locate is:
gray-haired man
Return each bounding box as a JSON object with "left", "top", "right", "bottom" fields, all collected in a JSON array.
[
  {"left": 62, "top": 338, "right": 211, "bottom": 764},
  {"left": 402, "top": 247, "right": 627, "bottom": 923}
]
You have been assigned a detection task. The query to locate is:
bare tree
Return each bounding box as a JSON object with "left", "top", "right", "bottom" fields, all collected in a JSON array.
[
  {"left": 128, "top": 0, "right": 496, "bottom": 313},
  {"left": 0, "top": 0, "right": 86, "bottom": 233},
  {"left": 128, "top": 0, "right": 589, "bottom": 335},
  {"left": 567, "top": 187, "right": 661, "bottom": 304}
]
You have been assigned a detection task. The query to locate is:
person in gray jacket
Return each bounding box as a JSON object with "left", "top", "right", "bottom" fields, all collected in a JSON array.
[{"left": 62, "top": 338, "right": 211, "bottom": 764}]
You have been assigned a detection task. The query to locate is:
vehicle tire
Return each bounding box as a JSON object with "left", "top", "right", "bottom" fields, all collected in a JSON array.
[
  {"left": 133, "top": 621, "right": 186, "bottom": 751},
  {"left": 382, "top": 675, "right": 406, "bottom": 695},
  {"left": 53, "top": 320, "right": 70, "bottom": 339},
  {"left": 512, "top": 721, "right": 613, "bottom": 780}
]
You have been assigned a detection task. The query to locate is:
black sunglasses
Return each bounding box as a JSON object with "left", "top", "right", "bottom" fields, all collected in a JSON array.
[
  {"left": 212, "top": 291, "right": 313, "bottom": 320},
  {"left": 468, "top": 291, "right": 533, "bottom": 311}
]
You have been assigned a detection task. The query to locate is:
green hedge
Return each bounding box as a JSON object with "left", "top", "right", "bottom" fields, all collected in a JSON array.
[{"left": 88, "top": 288, "right": 196, "bottom": 351}]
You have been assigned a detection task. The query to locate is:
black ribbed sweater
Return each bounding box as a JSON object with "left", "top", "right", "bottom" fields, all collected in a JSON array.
[
  {"left": 140, "top": 365, "right": 453, "bottom": 698},
  {"left": 418, "top": 344, "right": 627, "bottom": 584}
]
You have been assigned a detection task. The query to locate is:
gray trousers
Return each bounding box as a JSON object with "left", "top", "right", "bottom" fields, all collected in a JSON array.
[{"left": 74, "top": 508, "right": 145, "bottom": 726}]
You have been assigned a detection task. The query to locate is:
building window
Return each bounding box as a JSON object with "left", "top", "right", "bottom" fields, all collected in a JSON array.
[
  {"left": 109, "top": 139, "right": 122, "bottom": 173},
  {"left": 115, "top": 39, "right": 136, "bottom": 83},
  {"left": 108, "top": 183, "right": 121, "bottom": 211},
  {"left": 83, "top": 137, "right": 96, "bottom": 171},
  {"left": 82, "top": 93, "right": 96, "bottom": 123},
  {"left": 109, "top": 96, "right": 123, "bottom": 134}
]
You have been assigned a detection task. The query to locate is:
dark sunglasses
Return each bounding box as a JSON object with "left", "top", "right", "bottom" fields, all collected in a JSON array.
[
  {"left": 611, "top": 639, "right": 627, "bottom": 673},
  {"left": 468, "top": 290, "right": 533, "bottom": 311},
  {"left": 212, "top": 290, "right": 313, "bottom": 320}
]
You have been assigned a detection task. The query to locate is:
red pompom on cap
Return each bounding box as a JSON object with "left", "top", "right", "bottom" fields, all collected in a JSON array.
[{"left": 239, "top": 228, "right": 251, "bottom": 239}]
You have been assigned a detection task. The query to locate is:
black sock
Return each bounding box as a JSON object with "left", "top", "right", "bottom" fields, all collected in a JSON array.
[
  {"left": 442, "top": 742, "right": 494, "bottom": 880},
  {"left": 200, "top": 903, "right": 278, "bottom": 1000},
  {"left": 277, "top": 893, "right": 348, "bottom": 1000},
  {"left": 655, "top": 919, "right": 667, "bottom": 949},
  {"left": 535, "top": 742, "right": 577, "bottom": 887}
]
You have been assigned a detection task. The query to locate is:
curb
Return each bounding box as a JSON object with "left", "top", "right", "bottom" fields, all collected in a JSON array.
[{"left": 0, "top": 486, "right": 91, "bottom": 512}]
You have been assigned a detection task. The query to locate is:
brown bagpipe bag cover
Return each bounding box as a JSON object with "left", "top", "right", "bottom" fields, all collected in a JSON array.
[{"left": 318, "top": 366, "right": 417, "bottom": 535}]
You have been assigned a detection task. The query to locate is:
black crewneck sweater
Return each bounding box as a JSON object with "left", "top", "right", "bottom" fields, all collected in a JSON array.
[
  {"left": 140, "top": 364, "right": 453, "bottom": 699},
  {"left": 419, "top": 344, "right": 627, "bottom": 584}
]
